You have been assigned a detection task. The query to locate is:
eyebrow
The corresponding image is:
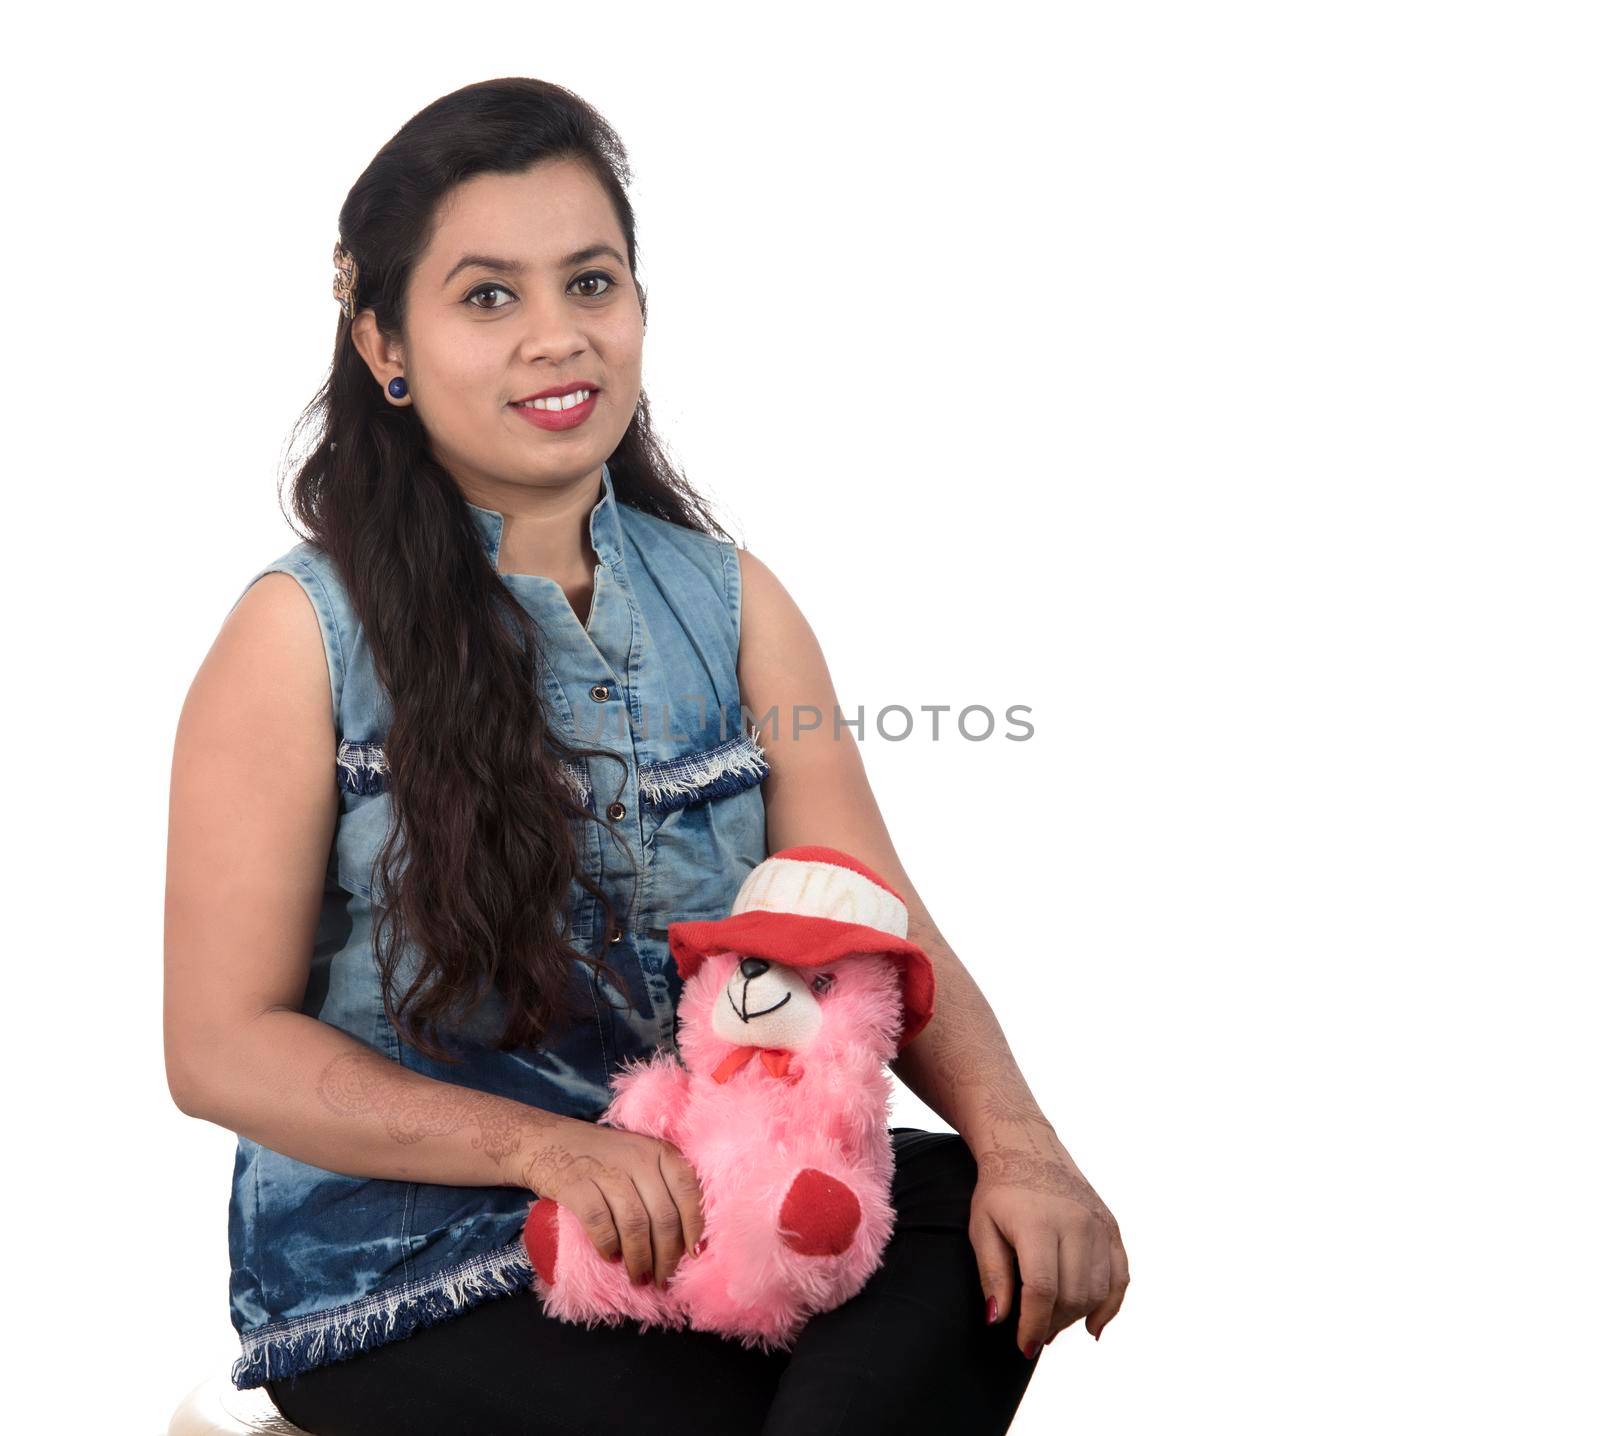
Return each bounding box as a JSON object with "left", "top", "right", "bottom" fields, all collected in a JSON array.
[{"left": 441, "top": 244, "right": 627, "bottom": 288}]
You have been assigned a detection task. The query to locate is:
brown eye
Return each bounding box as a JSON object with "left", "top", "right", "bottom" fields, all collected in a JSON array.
[
  {"left": 811, "top": 972, "right": 835, "bottom": 994},
  {"left": 465, "top": 282, "right": 515, "bottom": 309}
]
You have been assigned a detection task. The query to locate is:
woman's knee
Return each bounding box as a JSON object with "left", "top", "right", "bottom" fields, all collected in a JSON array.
[{"left": 891, "top": 1128, "right": 979, "bottom": 1222}]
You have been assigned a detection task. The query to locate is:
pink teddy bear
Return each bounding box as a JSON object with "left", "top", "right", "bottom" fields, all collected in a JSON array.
[{"left": 521, "top": 844, "right": 936, "bottom": 1352}]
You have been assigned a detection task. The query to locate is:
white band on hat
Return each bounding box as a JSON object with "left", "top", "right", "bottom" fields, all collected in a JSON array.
[{"left": 731, "top": 856, "right": 909, "bottom": 938}]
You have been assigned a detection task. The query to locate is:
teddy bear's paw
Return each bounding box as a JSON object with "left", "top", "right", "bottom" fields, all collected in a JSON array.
[
  {"left": 522, "top": 1196, "right": 562, "bottom": 1286},
  {"left": 778, "top": 1168, "right": 861, "bottom": 1256}
]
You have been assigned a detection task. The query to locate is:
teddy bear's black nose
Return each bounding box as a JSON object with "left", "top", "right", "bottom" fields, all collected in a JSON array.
[{"left": 739, "top": 957, "right": 770, "bottom": 980}]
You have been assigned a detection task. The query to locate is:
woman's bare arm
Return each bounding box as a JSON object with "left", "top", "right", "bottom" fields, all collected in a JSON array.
[
  {"left": 735, "top": 549, "right": 1130, "bottom": 1351},
  {"left": 163, "top": 571, "right": 581, "bottom": 1191},
  {"left": 735, "top": 549, "right": 1063, "bottom": 1154}
]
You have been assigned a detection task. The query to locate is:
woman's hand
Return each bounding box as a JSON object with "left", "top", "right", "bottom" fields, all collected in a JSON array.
[
  {"left": 508, "top": 1118, "right": 707, "bottom": 1291},
  {"left": 967, "top": 1121, "right": 1130, "bottom": 1358}
]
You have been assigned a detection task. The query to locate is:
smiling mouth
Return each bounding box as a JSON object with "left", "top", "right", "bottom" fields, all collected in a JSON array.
[
  {"left": 508, "top": 387, "right": 600, "bottom": 410},
  {"left": 726, "top": 987, "right": 791, "bottom": 1024}
]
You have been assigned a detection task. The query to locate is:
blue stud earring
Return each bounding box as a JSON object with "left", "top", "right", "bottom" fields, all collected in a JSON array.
[{"left": 387, "top": 376, "right": 409, "bottom": 400}]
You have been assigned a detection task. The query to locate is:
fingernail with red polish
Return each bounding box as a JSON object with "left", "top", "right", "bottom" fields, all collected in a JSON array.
[
  {"left": 1024, "top": 1340, "right": 1041, "bottom": 1360},
  {"left": 608, "top": 1250, "right": 623, "bottom": 1263},
  {"left": 693, "top": 1238, "right": 708, "bottom": 1256},
  {"left": 986, "top": 1296, "right": 998, "bottom": 1325},
  {"left": 633, "top": 1268, "right": 649, "bottom": 1286}
]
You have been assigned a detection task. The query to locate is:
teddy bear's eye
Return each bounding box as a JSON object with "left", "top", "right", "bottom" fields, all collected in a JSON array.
[{"left": 811, "top": 972, "right": 835, "bottom": 994}]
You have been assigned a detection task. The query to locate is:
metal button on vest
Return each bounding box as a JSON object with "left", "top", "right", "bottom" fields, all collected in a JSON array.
[
  {"left": 589, "top": 683, "right": 610, "bottom": 702},
  {"left": 608, "top": 927, "right": 623, "bottom": 943},
  {"left": 607, "top": 800, "right": 626, "bottom": 820}
]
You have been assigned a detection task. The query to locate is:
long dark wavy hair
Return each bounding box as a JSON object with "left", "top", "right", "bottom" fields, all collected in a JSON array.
[{"left": 279, "top": 77, "right": 732, "bottom": 1063}]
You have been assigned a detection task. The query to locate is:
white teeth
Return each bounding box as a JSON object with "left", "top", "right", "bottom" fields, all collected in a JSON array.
[{"left": 514, "top": 389, "right": 592, "bottom": 411}]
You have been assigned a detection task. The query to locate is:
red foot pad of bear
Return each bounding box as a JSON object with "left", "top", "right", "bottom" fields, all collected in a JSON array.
[
  {"left": 779, "top": 1168, "right": 862, "bottom": 1256},
  {"left": 523, "top": 1195, "right": 562, "bottom": 1285}
]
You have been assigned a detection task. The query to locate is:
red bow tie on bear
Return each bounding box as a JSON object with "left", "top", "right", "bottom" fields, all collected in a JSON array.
[{"left": 711, "top": 1045, "right": 802, "bottom": 1084}]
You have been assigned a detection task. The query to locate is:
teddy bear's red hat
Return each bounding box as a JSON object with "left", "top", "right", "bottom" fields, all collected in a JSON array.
[{"left": 666, "top": 845, "right": 936, "bottom": 1050}]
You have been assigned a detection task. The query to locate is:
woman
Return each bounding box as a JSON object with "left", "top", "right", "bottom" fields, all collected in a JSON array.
[{"left": 164, "top": 77, "right": 1128, "bottom": 1434}]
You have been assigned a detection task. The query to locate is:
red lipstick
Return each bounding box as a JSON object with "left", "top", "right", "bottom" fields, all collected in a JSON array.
[{"left": 508, "top": 380, "right": 600, "bottom": 432}]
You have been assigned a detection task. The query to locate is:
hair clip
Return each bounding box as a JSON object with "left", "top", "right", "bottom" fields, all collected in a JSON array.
[{"left": 332, "top": 240, "right": 359, "bottom": 320}]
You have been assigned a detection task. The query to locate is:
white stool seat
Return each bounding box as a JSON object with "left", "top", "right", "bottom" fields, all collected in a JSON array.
[{"left": 167, "top": 1370, "right": 313, "bottom": 1435}]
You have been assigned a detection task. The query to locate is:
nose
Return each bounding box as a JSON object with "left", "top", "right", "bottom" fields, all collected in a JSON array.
[{"left": 739, "top": 957, "right": 770, "bottom": 979}]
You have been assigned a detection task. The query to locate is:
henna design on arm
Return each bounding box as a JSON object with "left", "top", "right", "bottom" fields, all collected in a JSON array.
[
  {"left": 314, "top": 1049, "right": 560, "bottom": 1180},
  {"left": 898, "top": 914, "right": 1055, "bottom": 1141},
  {"left": 974, "top": 1145, "right": 1115, "bottom": 1225},
  {"left": 891, "top": 903, "right": 1123, "bottom": 1250}
]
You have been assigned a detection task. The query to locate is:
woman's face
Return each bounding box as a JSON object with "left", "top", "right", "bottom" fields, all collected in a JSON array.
[{"left": 357, "top": 157, "right": 643, "bottom": 500}]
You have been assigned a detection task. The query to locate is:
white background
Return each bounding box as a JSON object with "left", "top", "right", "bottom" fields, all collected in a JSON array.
[{"left": 4, "top": 2, "right": 1595, "bottom": 1431}]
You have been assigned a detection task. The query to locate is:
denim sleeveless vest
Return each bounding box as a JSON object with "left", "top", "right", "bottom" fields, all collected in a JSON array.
[{"left": 222, "top": 463, "right": 768, "bottom": 1389}]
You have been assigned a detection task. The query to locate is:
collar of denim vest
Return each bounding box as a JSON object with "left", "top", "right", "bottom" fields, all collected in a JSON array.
[{"left": 462, "top": 460, "right": 626, "bottom": 574}]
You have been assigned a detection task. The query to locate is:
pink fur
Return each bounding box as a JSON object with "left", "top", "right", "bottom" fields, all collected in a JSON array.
[{"left": 523, "top": 948, "right": 909, "bottom": 1351}]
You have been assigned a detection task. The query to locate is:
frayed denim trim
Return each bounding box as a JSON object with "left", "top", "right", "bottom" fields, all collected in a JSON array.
[
  {"left": 560, "top": 759, "right": 592, "bottom": 806},
  {"left": 230, "top": 1239, "right": 533, "bottom": 1390},
  {"left": 335, "top": 739, "right": 590, "bottom": 806},
  {"left": 640, "top": 728, "right": 769, "bottom": 814},
  {"left": 335, "top": 739, "right": 389, "bottom": 796}
]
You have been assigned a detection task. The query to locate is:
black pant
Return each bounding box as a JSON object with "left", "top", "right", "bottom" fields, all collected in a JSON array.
[{"left": 266, "top": 1128, "right": 1041, "bottom": 1435}]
